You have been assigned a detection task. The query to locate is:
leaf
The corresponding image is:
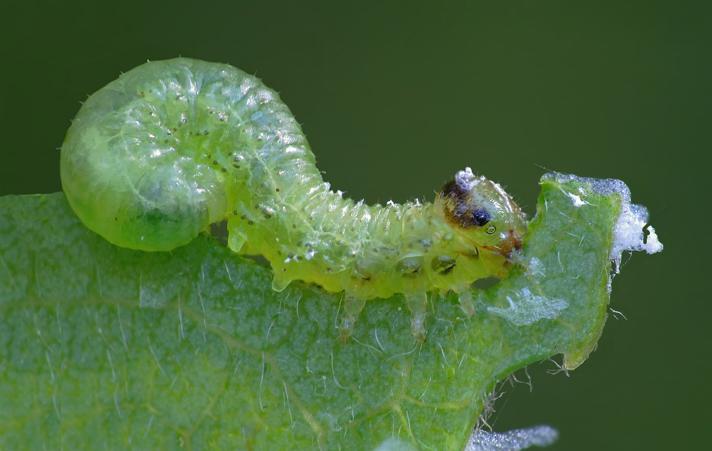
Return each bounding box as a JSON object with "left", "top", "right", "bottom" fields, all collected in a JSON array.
[{"left": 0, "top": 174, "right": 659, "bottom": 450}]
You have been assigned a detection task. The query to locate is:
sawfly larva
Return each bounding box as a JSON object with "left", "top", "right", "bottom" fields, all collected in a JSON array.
[{"left": 60, "top": 58, "right": 527, "bottom": 338}]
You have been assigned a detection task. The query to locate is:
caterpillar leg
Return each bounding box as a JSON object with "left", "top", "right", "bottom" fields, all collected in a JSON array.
[
  {"left": 454, "top": 286, "right": 476, "bottom": 317},
  {"left": 227, "top": 228, "right": 247, "bottom": 253},
  {"left": 271, "top": 271, "right": 292, "bottom": 292},
  {"left": 405, "top": 292, "right": 429, "bottom": 341},
  {"left": 339, "top": 293, "right": 366, "bottom": 342}
]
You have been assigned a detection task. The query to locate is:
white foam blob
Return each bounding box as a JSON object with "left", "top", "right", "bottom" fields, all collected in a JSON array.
[
  {"left": 565, "top": 191, "right": 587, "bottom": 207},
  {"left": 485, "top": 288, "right": 568, "bottom": 326},
  {"left": 466, "top": 425, "right": 559, "bottom": 451},
  {"left": 610, "top": 203, "right": 663, "bottom": 272}
]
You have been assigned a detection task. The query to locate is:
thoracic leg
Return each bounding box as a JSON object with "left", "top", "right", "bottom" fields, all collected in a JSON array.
[
  {"left": 339, "top": 293, "right": 366, "bottom": 341},
  {"left": 227, "top": 227, "right": 247, "bottom": 253},
  {"left": 404, "top": 292, "right": 429, "bottom": 341},
  {"left": 454, "top": 285, "right": 476, "bottom": 317},
  {"left": 271, "top": 272, "right": 292, "bottom": 292}
]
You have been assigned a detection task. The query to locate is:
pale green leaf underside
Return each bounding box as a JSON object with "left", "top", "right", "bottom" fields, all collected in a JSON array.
[{"left": 0, "top": 176, "right": 621, "bottom": 450}]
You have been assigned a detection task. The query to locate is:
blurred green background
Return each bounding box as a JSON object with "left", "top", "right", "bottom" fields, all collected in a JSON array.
[{"left": 1, "top": 0, "right": 708, "bottom": 449}]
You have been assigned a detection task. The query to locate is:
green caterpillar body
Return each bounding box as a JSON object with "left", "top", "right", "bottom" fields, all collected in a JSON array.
[{"left": 60, "top": 58, "right": 527, "bottom": 337}]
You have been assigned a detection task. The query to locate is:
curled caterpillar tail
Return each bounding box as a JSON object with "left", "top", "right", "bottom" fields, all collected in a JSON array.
[
  {"left": 60, "top": 60, "right": 230, "bottom": 250},
  {"left": 61, "top": 59, "right": 291, "bottom": 251},
  {"left": 61, "top": 58, "right": 527, "bottom": 336}
]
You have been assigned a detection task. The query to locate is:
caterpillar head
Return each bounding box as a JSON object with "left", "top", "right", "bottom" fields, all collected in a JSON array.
[{"left": 439, "top": 167, "right": 527, "bottom": 258}]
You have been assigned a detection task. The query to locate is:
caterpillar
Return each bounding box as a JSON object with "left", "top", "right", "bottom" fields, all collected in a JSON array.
[{"left": 60, "top": 58, "right": 527, "bottom": 338}]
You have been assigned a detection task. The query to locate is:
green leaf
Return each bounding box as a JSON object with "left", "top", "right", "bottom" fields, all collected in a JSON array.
[{"left": 0, "top": 174, "right": 659, "bottom": 450}]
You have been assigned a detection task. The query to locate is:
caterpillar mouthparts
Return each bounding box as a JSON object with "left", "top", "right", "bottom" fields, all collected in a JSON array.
[{"left": 60, "top": 58, "right": 527, "bottom": 339}]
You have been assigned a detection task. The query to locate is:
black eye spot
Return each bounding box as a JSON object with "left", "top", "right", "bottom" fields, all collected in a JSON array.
[{"left": 472, "top": 208, "right": 491, "bottom": 226}]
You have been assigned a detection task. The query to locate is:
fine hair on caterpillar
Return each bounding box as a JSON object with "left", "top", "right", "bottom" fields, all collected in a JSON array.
[{"left": 60, "top": 58, "right": 528, "bottom": 339}]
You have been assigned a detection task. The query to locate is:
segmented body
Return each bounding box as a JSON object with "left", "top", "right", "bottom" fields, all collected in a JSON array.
[{"left": 60, "top": 58, "right": 527, "bottom": 336}]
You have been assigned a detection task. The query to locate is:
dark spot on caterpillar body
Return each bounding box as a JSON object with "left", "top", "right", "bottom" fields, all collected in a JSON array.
[
  {"left": 431, "top": 255, "right": 457, "bottom": 274},
  {"left": 473, "top": 276, "right": 501, "bottom": 290},
  {"left": 396, "top": 256, "right": 423, "bottom": 277},
  {"left": 59, "top": 57, "right": 528, "bottom": 340}
]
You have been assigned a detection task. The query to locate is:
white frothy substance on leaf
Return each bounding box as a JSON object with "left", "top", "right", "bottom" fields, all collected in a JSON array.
[{"left": 466, "top": 425, "right": 559, "bottom": 451}]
